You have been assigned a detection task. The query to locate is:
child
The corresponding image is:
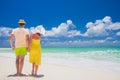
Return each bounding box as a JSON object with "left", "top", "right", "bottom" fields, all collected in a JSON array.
[{"left": 28, "top": 31, "right": 42, "bottom": 76}]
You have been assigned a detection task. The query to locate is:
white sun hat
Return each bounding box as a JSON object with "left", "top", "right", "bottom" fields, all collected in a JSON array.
[
  {"left": 35, "top": 25, "right": 45, "bottom": 35},
  {"left": 30, "top": 25, "right": 45, "bottom": 35}
]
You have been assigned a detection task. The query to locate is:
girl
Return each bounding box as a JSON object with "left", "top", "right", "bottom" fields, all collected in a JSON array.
[{"left": 28, "top": 31, "right": 42, "bottom": 76}]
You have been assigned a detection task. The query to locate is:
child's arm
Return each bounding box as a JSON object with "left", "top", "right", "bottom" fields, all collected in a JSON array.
[
  {"left": 28, "top": 34, "right": 33, "bottom": 52},
  {"left": 26, "top": 34, "right": 29, "bottom": 48}
]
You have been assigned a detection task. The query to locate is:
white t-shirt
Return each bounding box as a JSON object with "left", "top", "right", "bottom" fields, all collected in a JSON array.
[{"left": 11, "top": 28, "right": 29, "bottom": 48}]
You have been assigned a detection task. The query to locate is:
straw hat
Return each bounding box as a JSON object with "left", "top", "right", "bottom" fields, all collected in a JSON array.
[{"left": 18, "top": 19, "right": 26, "bottom": 24}]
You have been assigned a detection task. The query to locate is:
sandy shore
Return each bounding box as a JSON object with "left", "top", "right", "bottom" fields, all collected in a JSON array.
[{"left": 0, "top": 53, "right": 120, "bottom": 80}]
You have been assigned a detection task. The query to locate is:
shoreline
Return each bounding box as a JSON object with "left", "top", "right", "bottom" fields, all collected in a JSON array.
[{"left": 1, "top": 52, "right": 120, "bottom": 72}]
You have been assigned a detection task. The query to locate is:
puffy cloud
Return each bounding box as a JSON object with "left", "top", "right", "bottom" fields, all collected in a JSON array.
[
  {"left": 0, "top": 27, "right": 12, "bottom": 37},
  {"left": 84, "top": 16, "right": 120, "bottom": 37},
  {"left": 84, "top": 22, "right": 108, "bottom": 37},
  {"left": 103, "top": 16, "right": 112, "bottom": 23},
  {"left": 67, "top": 20, "right": 73, "bottom": 25},
  {"left": 116, "top": 32, "right": 120, "bottom": 36},
  {"left": 45, "top": 20, "right": 81, "bottom": 37},
  {"left": 108, "top": 23, "right": 120, "bottom": 30},
  {"left": 86, "top": 22, "right": 94, "bottom": 28},
  {"left": 67, "top": 30, "right": 81, "bottom": 37}
]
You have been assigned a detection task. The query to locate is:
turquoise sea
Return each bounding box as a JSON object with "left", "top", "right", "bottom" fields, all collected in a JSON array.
[{"left": 0, "top": 46, "right": 120, "bottom": 72}]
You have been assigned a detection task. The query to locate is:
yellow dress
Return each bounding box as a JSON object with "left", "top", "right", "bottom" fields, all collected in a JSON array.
[{"left": 29, "top": 39, "right": 42, "bottom": 65}]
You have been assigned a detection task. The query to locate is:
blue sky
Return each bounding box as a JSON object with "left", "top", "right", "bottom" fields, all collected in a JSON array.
[{"left": 0, "top": 0, "right": 120, "bottom": 47}]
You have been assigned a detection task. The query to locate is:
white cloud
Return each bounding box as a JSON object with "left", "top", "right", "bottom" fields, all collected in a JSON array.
[
  {"left": 67, "top": 30, "right": 81, "bottom": 37},
  {"left": 0, "top": 27, "right": 12, "bottom": 37},
  {"left": 86, "top": 22, "right": 94, "bottom": 28},
  {"left": 103, "top": 16, "right": 112, "bottom": 23},
  {"left": 45, "top": 20, "right": 81, "bottom": 37},
  {"left": 95, "top": 20, "right": 103, "bottom": 25},
  {"left": 105, "top": 37, "right": 113, "bottom": 40},
  {"left": 84, "top": 22, "right": 108, "bottom": 37},
  {"left": 83, "top": 16, "right": 120, "bottom": 37},
  {"left": 116, "top": 32, "right": 120, "bottom": 36},
  {"left": 108, "top": 23, "right": 120, "bottom": 30},
  {"left": 67, "top": 20, "right": 73, "bottom": 25}
]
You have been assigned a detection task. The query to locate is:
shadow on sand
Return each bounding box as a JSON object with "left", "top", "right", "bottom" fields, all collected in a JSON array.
[
  {"left": 33, "top": 74, "right": 44, "bottom": 78},
  {"left": 8, "top": 74, "right": 27, "bottom": 77},
  {"left": 8, "top": 74, "right": 44, "bottom": 78}
]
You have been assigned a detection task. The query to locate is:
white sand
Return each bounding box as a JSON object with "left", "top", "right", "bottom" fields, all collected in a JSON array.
[{"left": 0, "top": 53, "right": 120, "bottom": 80}]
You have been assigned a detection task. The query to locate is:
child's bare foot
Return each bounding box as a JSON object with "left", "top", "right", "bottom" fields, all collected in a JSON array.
[
  {"left": 20, "top": 73, "right": 26, "bottom": 76},
  {"left": 17, "top": 73, "right": 21, "bottom": 76},
  {"left": 34, "top": 73, "right": 37, "bottom": 77},
  {"left": 31, "top": 71, "right": 34, "bottom": 76},
  {"left": 17, "top": 73, "right": 26, "bottom": 76}
]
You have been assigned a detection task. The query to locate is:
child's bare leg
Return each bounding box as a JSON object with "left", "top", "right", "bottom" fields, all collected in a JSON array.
[
  {"left": 32, "top": 63, "right": 35, "bottom": 75},
  {"left": 35, "top": 65, "right": 38, "bottom": 76},
  {"left": 16, "top": 56, "right": 20, "bottom": 75}
]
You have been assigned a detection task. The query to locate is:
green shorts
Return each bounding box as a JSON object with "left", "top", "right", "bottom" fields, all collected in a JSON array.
[{"left": 15, "top": 47, "right": 27, "bottom": 56}]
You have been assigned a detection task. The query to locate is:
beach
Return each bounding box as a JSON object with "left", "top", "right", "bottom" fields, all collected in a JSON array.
[{"left": 0, "top": 52, "right": 120, "bottom": 80}]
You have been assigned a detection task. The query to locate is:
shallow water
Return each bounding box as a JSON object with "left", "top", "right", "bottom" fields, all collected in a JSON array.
[{"left": 1, "top": 47, "right": 120, "bottom": 72}]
